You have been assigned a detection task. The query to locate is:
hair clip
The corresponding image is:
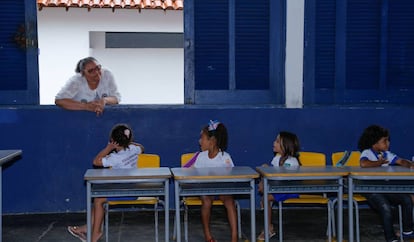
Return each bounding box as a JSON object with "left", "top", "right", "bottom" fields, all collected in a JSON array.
[
  {"left": 208, "top": 120, "right": 220, "bottom": 131},
  {"left": 124, "top": 129, "right": 131, "bottom": 138}
]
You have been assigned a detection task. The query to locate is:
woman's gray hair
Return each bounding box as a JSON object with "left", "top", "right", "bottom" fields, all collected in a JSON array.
[{"left": 75, "top": 57, "right": 99, "bottom": 74}]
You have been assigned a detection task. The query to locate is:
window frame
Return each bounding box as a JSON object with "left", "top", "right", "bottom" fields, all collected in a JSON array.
[
  {"left": 304, "top": 0, "right": 414, "bottom": 106},
  {"left": 184, "top": 0, "right": 286, "bottom": 105},
  {"left": 0, "top": 0, "right": 39, "bottom": 105}
]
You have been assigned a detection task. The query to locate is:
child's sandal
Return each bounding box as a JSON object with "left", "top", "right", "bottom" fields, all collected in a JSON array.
[{"left": 206, "top": 238, "right": 217, "bottom": 242}]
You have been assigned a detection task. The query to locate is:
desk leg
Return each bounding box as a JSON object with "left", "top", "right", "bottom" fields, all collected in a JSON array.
[
  {"left": 263, "top": 178, "right": 269, "bottom": 242},
  {"left": 165, "top": 179, "right": 169, "bottom": 242},
  {"left": 348, "top": 176, "right": 353, "bottom": 242},
  {"left": 250, "top": 179, "right": 256, "bottom": 242},
  {"left": 87, "top": 182, "right": 91, "bottom": 242},
  {"left": 337, "top": 177, "right": 343, "bottom": 242},
  {"left": 174, "top": 181, "right": 181, "bottom": 242}
]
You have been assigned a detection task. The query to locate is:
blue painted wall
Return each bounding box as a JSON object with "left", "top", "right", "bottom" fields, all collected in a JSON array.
[{"left": 1, "top": 105, "right": 413, "bottom": 213}]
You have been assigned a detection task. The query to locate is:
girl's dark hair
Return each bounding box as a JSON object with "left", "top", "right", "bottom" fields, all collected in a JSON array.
[
  {"left": 357, "top": 125, "right": 389, "bottom": 151},
  {"left": 110, "top": 124, "right": 133, "bottom": 149},
  {"left": 202, "top": 122, "right": 228, "bottom": 152},
  {"left": 278, "top": 131, "right": 301, "bottom": 166},
  {"left": 75, "top": 57, "right": 98, "bottom": 74}
]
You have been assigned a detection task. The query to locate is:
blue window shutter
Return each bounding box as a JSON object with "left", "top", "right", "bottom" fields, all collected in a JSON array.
[
  {"left": 387, "top": 0, "right": 414, "bottom": 89},
  {"left": 0, "top": 0, "right": 27, "bottom": 90},
  {"left": 0, "top": 0, "right": 39, "bottom": 104},
  {"left": 187, "top": 0, "right": 285, "bottom": 104},
  {"left": 314, "top": 1, "right": 336, "bottom": 90},
  {"left": 235, "top": 0, "right": 270, "bottom": 90},
  {"left": 194, "top": 0, "right": 229, "bottom": 90},
  {"left": 346, "top": 0, "right": 381, "bottom": 90}
]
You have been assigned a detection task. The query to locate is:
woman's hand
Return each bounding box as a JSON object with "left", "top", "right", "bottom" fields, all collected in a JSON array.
[{"left": 87, "top": 99, "right": 106, "bottom": 116}]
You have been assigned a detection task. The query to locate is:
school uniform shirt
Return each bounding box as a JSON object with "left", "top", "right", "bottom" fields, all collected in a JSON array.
[
  {"left": 270, "top": 154, "right": 300, "bottom": 201},
  {"left": 55, "top": 69, "right": 121, "bottom": 103},
  {"left": 270, "top": 154, "right": 300, "bottom": 167},
  {"left": 360, "top": 148, "right": 398, "bottom": 166},
  {"left": 193, "top": 150, "right": 234, "bottom": 168},
  {"left": 102, "top": 144, "right": 142, "bottom": 169}
]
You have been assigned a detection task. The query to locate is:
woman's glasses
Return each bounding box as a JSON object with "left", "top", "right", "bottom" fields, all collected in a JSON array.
[{"left": 86, "top": 65, "right": 101, "bottom": 74}]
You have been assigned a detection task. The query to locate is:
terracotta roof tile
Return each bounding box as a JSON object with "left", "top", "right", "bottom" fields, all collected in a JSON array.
[{"left": 37, "top": 0, "right": 183, "bottom": 11}]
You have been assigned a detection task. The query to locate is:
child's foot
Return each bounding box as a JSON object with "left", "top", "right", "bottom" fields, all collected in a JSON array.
[
  {"left": 257, "top": 224, "right": 276, "bottom": 241},
  {"left": 206, "top": 237, "right": 217, "bottom": 242},
  {"left": 92, "top": 231, "right": 103, "bottom": 242},
  {"left": 67, "top": 226, "right": 87, "bottom": 242}
]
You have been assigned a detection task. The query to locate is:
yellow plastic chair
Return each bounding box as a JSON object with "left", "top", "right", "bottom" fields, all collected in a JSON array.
[
  {"left": 331, "top": 151, "right": 402, "bottom": 242},
  {"left": 104, "top": 153, "right": 164, "bottom": 242},
  {"left": 275, "top": 151, "right": 333, "bottom": 242},
  {"left": 172, "top": 153, "right": 242, "bottom": 242}
]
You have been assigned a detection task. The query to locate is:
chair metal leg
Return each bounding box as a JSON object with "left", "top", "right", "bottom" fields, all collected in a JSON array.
[
  {"left": 354, "top": 200, "right": 360, "bottom": 242},
  {"left": 399, "top": 205, "right": 403, "bottom": 242},
  {"left": 278, "top": 201, "right": 283, "bottom": 242},
  {"left": 154, "top": 203, "right": 159, "bottom": 242},
  {"left": 235, "top": 201, "right": 242, "bottom": 239},
  {"left": 331, "top": 199, "right": 336, "bottom": 238},
  {"left": 327, "top": 201, "right": 332, "bottom": 242},
  {"left": 104, "top": 203, "right": 109, "bottom": 242},
  {"left": 184, "top": 205, "right": 189, "bottom": 242}
]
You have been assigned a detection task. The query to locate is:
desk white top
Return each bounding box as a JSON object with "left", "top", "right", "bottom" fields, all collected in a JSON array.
[
  {"left": 0, "top": 150, "right": 22, "bottom": 166},
  {"left": 84, "top": 167, "right": 171, "bottom": 180},
  {"left": 256, "top": 166, "right": 349, "bottom": 177},
  {"left": 171, "top": 166, "right": 259, "bottom": 180},
  {"left": 349, "top": 166, "right": 414, "bottom": 177}
]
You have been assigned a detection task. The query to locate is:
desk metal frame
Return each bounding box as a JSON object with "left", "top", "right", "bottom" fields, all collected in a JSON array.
[
  {"left": 171, "top": 166, "right": 259, "bottom": 242},
  {"left": 256, "top": 166, "right": 346, "bottom": 242},
  {"left": 0, "top": 150, "right": 22, "bottom": 242},
  {"left": 84, "top": 168, "right": 171, "bottom": 242},
  {"left": 348, "top": 167, "right": 414, "bottom": 242}
]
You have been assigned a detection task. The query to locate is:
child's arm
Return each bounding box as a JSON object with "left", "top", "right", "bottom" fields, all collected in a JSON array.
[
  {"left": 360, "top": 158, "right": 388, "bottom": 168},
  {"left": 131, "top": 142, "right": 145, "bottom": 153},
  {"left": 396, "top": 158, "right": 414, "bottom": 168},
  {"left": 93, "top": 142, "right": 118, "bottom": 166}
]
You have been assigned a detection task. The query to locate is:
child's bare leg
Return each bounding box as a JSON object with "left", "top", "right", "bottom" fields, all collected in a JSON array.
[
  {"left": 92, "top": 197, "right": 106, "bottom": 242},
  {"left": 266, "top": 194, "right": 275, "bottom": 230},
  {"left": 201, "top": 195, "right": 214, "bottom": 241},
  {"left": 220, "top": 195, "right": 238, "bottom": 242}
]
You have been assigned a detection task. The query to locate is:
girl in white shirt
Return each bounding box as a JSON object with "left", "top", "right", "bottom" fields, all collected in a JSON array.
[
  {"left": 68, "top": 124, "right": 144, "bottom": 242},
  {"left": 193, "top": 120, "right": 237, "bottom": 242},
  {"left": 258, "top": 131, "right": 301, "bottom": 240}
]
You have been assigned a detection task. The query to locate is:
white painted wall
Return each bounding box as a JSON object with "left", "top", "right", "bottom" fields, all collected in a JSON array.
[
  {"left": 37, "top": 8, "right": 184, "bottom": 104},
  {"left": 285, "top": 0, "right": 304, "bottom": 108},
  {"left": 37, "top": 3, "right": 305, "bottom": 106}
]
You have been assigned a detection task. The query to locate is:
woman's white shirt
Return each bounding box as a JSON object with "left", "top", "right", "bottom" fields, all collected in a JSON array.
[
  {"left": 55, "top": 69, "right": 121, "bottom": 103},
  {"left": 194, "top": 150, "right": 234, "bottom": 168}
]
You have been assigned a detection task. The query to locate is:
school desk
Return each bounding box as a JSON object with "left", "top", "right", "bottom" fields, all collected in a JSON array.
[
  {"left": 348, "top": 166, "right": 414, "bottom": 242},
  {"left": 171, "top": 166, "right": 259, "bottom": 242},
  {"left": 256, "top": 166, "right": 348, "bottom": 242},
  {"left": 84, "top": 167, "right": 171, "bottom": 242},
  {"left": 0, "top": 149, "right": 22, "bottom": 242}
]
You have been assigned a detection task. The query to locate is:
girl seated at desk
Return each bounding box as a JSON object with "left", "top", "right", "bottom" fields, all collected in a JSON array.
[
  {"left": 257, "top": 131, "right": 301, "bottom": 241},
  {"left": 68, "top": 123, "right": 144, "bottom": 242},
  {"left": 192, "top": 120, "right": 238, "bottom": 242}
]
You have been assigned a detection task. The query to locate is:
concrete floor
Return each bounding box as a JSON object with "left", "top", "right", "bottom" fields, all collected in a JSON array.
[{"left": 2, "top": 207, "right": 392, "bottom": 242}]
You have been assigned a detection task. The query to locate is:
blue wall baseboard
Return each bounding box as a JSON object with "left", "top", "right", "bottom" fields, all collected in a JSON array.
[{"left": 0, "top": 105, "right": 412, "bottom": 213}]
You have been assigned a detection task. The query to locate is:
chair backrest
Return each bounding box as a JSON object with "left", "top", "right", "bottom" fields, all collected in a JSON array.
[
  {"left": 331, "top": 151, "right": 361, "bottom": 167},
  {"left": 137, "top": 153, "right": 160, "bottom": 168},
  {"left": 181, "top": 153, "right": 196, "bottom": 167},
  {"left": 298, "top": 151, "right": 326, "bottom": 166}
]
